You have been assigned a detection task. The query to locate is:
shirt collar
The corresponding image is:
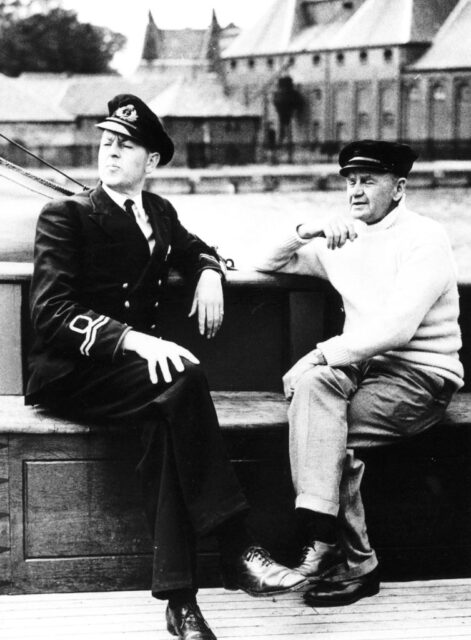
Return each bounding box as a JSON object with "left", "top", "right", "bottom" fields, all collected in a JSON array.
[{"left": 102, "top": 183, "right": 143, "bottom": 212}]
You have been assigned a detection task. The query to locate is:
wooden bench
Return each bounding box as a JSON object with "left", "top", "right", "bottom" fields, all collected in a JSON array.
[{"left": 1, "top": 263, "right": 471, "bottom": 594}]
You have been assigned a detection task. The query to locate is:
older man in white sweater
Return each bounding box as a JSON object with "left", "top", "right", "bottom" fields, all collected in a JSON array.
[{"left": 255, "top": 140, "right": 463, "bottom": 607}]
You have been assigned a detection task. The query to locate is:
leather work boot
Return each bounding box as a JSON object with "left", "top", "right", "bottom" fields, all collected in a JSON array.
[
  {"left": 224, "top": 545, "right": 308, "bottom": 597},
  {"left": 166, "top": 602, "right": 217, "bottom": 640},
  {"left": 294, "top": 541, "right": 347, "bottom": 582},
  {"left": 304, "top": 567, "right": 380, "bottom": 607}
]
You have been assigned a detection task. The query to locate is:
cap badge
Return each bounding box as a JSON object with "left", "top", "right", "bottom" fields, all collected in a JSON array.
[{"left": 113, "top": 105, "right": 139, "bottom": 123}]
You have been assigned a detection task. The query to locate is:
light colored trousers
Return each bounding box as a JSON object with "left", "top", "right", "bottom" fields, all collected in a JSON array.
[{"left": 288, "top": 356, "right": 454, "bottom": 579}]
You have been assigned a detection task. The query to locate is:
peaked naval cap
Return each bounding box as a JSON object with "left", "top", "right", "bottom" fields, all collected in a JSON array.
[
  {"left": 96, "top": 94, "right": 174, "bottom": 165},
  {"left": 339, "top": 140, "right": 418, "bottom": 178}
]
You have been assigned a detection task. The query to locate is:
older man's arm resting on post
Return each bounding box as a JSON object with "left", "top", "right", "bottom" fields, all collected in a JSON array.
[{"left": 254, "top": 210, "right": 462, "bottom": 398}]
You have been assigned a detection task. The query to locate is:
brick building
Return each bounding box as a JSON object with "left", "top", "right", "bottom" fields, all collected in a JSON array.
[
  {"left": 2, "top": 0, "right": 471, "bottom": 166},
  {"left": 221, "top": 0, "right": 471, "bottom": 160}
]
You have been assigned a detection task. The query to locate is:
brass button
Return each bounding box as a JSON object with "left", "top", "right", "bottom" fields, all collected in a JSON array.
[
  {"left": 154, "top": 301, "right": 159, "bottom": 308},
  {"left": 158, "top": 279, "right": 162, "bottom": 286},
  {"left": 151, "top": 324, "right": 157, "bottom": 330},
  {"left": 124, "top": 300, "right": 130, "bottom": 309},
  {"left": 122, "top": 282, "right": 129, "bottom": 289}
]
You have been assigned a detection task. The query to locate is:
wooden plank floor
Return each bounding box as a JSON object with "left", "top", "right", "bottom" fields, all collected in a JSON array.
[{"left": 1, "top": 579, "right": 470, "bottom": 640}]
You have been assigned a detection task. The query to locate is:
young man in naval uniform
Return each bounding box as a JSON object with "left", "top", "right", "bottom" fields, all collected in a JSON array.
[
  {"left": 255, "top": 140, "right": 463, "bottom": 607},
  {"left": 26, "top": 94, "right": 306, "bottom": 640}
]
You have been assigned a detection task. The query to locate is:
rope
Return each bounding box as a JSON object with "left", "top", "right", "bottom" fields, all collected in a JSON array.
[
  {"left": 0, "top": 156, "right": 75, "bottom": 198},
  {"left": 0, "top": 132, "right": 87, "bottom": 190}
]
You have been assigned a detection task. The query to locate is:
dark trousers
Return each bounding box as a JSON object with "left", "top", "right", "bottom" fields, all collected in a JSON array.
[{"left": 35, "top": 355, "right": 248, "bottom": 597}]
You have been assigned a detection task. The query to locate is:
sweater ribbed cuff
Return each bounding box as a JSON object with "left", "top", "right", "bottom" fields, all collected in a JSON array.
[
  {"left": 316, "top": 337, "right": 353, "bottom": 367},
  {"left": 286, "top": 229, "right": 313, "bottom": 250}
]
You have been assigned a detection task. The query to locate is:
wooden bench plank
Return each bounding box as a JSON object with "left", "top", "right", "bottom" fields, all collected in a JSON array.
[{"left": 0, "top": 391, "right": 470, "bottom": 435}]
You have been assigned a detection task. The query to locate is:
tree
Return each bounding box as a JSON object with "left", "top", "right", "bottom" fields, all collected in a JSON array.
[{"left": 0, "top": 6, "right": 126, "bottom": 75}]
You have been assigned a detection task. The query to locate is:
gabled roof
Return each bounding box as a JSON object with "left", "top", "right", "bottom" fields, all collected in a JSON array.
[
  {"left": 15, "top": 74, "right": 175, "bottom": 118},
  {"left": 222, "top": 0, "right": 297, "bottom": 57},
  {"left": 149, "top": 75, "right": 260, "bottom": 118},
  {"left": 222, "top": 0, "right": 460, "bottom": 57},
  {"left": 141, "top": 10, "right": 211, "bottom": 61},
  {"left": 331, "top": 0, "right": 459, "bottom": 49},
  {"left": 0, "top": 74, "right": 72, "bottom": 122},
  {"left": 410, "top": 0, "right": 471, "bottom": 70},
  {"left": 287, "top": 18, "right": 351, "bottom": 53},
  {"left": 12, "top": 71, "right": 260, "bottom": 121}
]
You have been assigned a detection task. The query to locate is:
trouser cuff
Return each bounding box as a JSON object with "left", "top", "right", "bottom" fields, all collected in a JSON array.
[{"left": 296, "top": 493, "right": 339, "bottom": 517}]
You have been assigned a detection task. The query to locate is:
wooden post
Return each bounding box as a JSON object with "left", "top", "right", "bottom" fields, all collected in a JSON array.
[{"left": 0, "top": 283, "right": 23, "bottom": 395}]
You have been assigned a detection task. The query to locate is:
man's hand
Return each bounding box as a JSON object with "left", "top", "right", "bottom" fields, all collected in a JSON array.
[
  {"left": 283, "top": 349, "right": 326, "bottom": 399},
  {"left": 298, "top": 216, "right": 358, "bottom": 250},
  {"left": 189, "top": 269, "right": 224, "bottom": 339},
  {"left": 122, "top": 330, "right": 199, "bottom": 384}
]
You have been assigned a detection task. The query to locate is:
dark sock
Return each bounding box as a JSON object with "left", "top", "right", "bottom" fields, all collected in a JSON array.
[
  {"left": 296, "top": 508, "right": 337, "bottom": 545},
  {"left": 168, "top": 589, "right": 197, "bottom": 609},
  {"left": 215, "top": 512, "right": 253, "bottom": 562}
]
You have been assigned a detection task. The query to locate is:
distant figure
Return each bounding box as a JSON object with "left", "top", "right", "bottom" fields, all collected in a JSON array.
[
  {"left": 26, "top": 94, "right": 307, "bottom": 640},
  {"left": 264, "top": 121, "right": 277, "bottom": 164},
  {"left": 256, "top": 139, "right": 463, "bottom": 607}
]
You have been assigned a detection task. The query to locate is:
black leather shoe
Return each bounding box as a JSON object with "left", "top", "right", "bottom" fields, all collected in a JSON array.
[
  {"left": 222, "top": 545, "right": 308, "bottom": 597},
  {"left": 303, "top": 568, "right": 380, "bottom": 607},
  {"left": 166, "top": 602, "right": 217, "bottom": 640}
]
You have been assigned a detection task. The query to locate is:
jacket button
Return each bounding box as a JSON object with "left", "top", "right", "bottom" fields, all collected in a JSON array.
[
  {"left": 124, "top": 300, "right": 130, "bottom": 309},
  {"left": 158, "top": 279, "right": 162, "bottom": 286},
  {"left": 154, "top": 301, "right": 159, "bottom": 308},
  {"left": 122, "top": 282, "right": 129, "bottom": 289},
  {"left": 151, "top": 324, "right": 157, "bottom": 330}
]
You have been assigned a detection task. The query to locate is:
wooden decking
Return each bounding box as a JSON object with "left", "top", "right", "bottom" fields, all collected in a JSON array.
[{"left": 1, "top": 580, "right": 470, "bottom": 640}]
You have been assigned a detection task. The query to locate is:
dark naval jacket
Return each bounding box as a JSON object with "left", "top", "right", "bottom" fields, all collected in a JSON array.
[{"left": 26, "top": 183, "right": 223, "bottom": 402}]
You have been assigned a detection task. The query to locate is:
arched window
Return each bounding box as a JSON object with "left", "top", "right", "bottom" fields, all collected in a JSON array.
[
  {"left": 431, "top": 82, "right": 448, "bottom": 139},
  {"left": 456, "top": 82, "right": 471, "bottom": 139},
  {"left": 404, "top": 83, "right": 423, "bottom": 138}
]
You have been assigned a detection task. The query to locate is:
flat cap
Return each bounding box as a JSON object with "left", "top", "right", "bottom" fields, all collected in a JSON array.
[
  {"left": 339, "top": 140, "right": 418, "bottom": 178},
  {"left": 96, "top": 94, "right": 174, "bottom": 166}
]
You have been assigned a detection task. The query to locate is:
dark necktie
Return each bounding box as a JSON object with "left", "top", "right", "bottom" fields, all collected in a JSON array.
[
  {"left": 124, "top": 198, "right": 136, "bottom": 220},
  {"left": 124, "top": 198, "right": 154, "bottom": 250}
]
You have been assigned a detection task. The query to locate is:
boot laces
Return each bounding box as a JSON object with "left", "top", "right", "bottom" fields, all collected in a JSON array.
[
  {"left": 299, "top": 545, "right": 312, "bottom": 563},
  {"left": 244, "top": 546, "right": 274, "bottom": 567}
]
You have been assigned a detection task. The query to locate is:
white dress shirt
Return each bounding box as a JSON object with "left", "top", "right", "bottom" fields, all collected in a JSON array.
[{"left": 103, "top": 184, "right": 155, "bottom": 253}]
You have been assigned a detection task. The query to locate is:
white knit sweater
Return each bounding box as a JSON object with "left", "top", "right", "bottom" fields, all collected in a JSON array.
[{"left": 255, "top": 199, "right": 464, "bottom": 388}]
